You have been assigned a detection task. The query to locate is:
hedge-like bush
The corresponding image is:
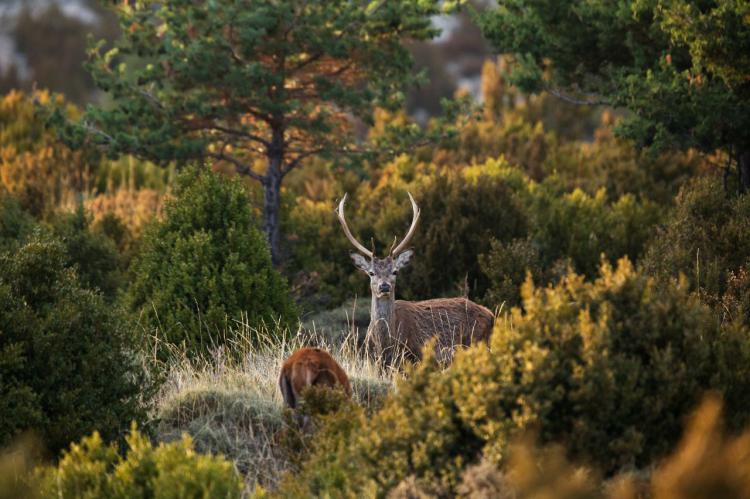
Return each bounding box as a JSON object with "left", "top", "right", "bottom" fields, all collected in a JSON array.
[
  {"left": 0, "top": 192, "right": 35, "bottom": 251},
  {"left": 51, "top": 205, "right": 122, "bottom": 301},
  {"left": 480, "top": 182, "right": 661, "bottom": 307},
  {"left": 35, "top": 427, "right": 242, "bottom": 498},
  {"left": 642, "top": 176, "right": 750, "bottom": 325},
  {"left": 127, "top": 167, "right": 297, "bottom": 356},
  {"left": 451, "top": 259, "right": 750, "bottom": 475},
  {"left": 0, "top": 236, "right": 147, "bottom": 454}
]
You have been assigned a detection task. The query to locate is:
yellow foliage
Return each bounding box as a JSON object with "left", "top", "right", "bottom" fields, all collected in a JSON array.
[{"left": 85, "top": 188, "right": 166, "bottom": 236}]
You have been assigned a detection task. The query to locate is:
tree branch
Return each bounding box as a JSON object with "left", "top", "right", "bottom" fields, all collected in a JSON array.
[
  {"left": 281, "top": 148, "right": 322, "bottom": 176},
  {"left": 545, "top": 86, "right": 609, "bottom": 106},
  {"left": 209, "top": 151, "right": 266, "bottom": 183},
  {"left": 187, "top": 122, "right": 271, "bottom": 148},
  {"left": 82, "top": 121, "right": 116, "bottom": 145}
]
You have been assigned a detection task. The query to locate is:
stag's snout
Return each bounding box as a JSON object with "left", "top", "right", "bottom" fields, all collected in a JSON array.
[{"left": 378, "top": 283, "right": 391, "bottom": 294}]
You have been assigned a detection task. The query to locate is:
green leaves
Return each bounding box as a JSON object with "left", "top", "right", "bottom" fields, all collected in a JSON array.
[
  {"left": 0, "top": 234, "right": 147, "bottom": 454},
  {"left": 61, "top": 0, "right": 442, "bottom": 172},
  {"left": 477, "top": 0, "right": 750, "bottom": 159},
  {"left": 35, "top": 426, "right": 243, "bottom": 499},
  {"left": 127, "top": 166, "right": 297, "bottom": 356}
]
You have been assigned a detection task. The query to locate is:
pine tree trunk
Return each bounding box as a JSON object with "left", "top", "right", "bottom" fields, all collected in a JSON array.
[
  {"left": 263, "top": 167, "right": 282, "bottom": 266},
  {"left": 263, "top": 125, "right": 285, "bottom": 266},
  {"left": 739, "top": 149, "right": 750, "bottom": 194}
]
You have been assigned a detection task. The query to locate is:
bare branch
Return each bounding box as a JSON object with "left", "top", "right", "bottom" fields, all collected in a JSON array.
[
  {"left": 189, "top": 123, "right": 271, "bottom": 148},
  {"left": 82, "top": 121, "right": 116, "bottom": 144},
  {"left": 545, "top": 86, "right": 609, "bottom": 107},
  {"left": 138, "top": 89, "right": 166, "bottom": 110},
  {"left": 281, "top": 148, "right": 324, "bottom": 176}
]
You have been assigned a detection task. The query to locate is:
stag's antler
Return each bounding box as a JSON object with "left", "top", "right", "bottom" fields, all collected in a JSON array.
[
  {"left": 391, "top": 192, "right": 420, "bottom": 256},
  {"left": 336, "top": 193, "right": 374, "bottom": 258}
]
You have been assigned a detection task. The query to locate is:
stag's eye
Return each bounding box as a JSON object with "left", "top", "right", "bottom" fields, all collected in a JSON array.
[
  {"left": 368, "top": 271, "right": 375, "bottom": 276},
  {"left": 392, "top": 270, "right": 398, "bottom": 276}
]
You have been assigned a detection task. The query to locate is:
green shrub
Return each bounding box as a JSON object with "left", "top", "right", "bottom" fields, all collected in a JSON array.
[
  {"left": 284, "top": 196, "right": 359, "bottom": 310},
  {"left": 276, "top": 395, "right": 370, "bottom": 498},
  {"left": 127, "top": 167, "right": 297, "bottom": 355},
  {"left": 529, "top": 185, "right": 661, "bottom": 278},
  {"left": 0, "top": 192, "right": 35, "bottom": 251},
  {"left": 34, "top": 427, "right": 243, "bottom": 498},
  {"left": 542, "top": 113, "right": 704, "bottom": 206},
  {"left": 452, "top": 259, "right": 750, "bottom": 475},
  {"left": 349, "top": 158, "right": 529, "bottom": 302},
  {"left": 481, "top": 183, "right": 661, "bottom": 307},
  {"left": 479, "top": 237, "right": 549, "bottom": 308},
  {"left": 382, "top": 169, "right": 528, "bottom": 301},
  {"left": 642, "top": 176, "right": 750, "bottom": 325},
  {"left": 51, "top": 204, "right": 122, "bottom": 301},
  {"left": 0, "top": 235, "right": 147, "bottom": 454},
  {"left": 284, "top": 260, "right": 750, "bottom": 496},
  {"left": 0, "top": 193, "right": 124, "bottom": 300}
]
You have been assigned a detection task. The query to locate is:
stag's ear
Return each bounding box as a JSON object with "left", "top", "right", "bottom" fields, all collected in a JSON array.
[
  {"left": 393, "top": 249, "right": 414, "bottom": 271},
  {"left": 350, "top": 253, "right": 371, "bottom": 273}
]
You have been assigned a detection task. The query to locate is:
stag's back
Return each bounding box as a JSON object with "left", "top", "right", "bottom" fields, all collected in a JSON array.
[{"left": 394, "top": 297, "right": 494, "bottom": 362}]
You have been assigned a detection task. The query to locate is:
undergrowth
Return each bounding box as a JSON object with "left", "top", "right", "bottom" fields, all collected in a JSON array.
[{"left": 146, "top": 316, "right": 396, "bottom": 491}]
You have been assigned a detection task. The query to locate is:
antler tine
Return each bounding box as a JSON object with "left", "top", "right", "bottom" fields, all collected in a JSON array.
[
  {"left": 388, "top": 235, "right": 397, "bottom": 256},
  {"left": 391, "top": 191, "right": 420, "bottom": 256},
  {"left": 335, "top": 193, "right": 374, "bottom": 258}
]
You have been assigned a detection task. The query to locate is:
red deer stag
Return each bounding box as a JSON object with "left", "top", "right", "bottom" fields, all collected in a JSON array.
[
  {"left": 336, "top": 192, "right": 494, "bottom": 365},
  {"left": 278, "top": 347, "right": 352, "bottom": 410}
]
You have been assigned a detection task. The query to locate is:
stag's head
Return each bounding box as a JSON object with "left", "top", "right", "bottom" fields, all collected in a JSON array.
[{"left": 336, "top": 193, "right": 420, "bottom": 298}]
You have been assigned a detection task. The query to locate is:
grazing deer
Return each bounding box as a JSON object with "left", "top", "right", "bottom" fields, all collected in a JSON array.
[
  {"left": 336, "top": 192, "right": 494, "bottom": 365},
  {"left": 278, "top": 347, "right": 352, "bottom": 410}
]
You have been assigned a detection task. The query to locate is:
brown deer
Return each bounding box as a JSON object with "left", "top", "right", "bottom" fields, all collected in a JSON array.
[
  {"left": 336, "top": 192, "right": 494, "bottom": 365},
  {"left": 278, "top": 347, "right": 352, "bottom": 409}
]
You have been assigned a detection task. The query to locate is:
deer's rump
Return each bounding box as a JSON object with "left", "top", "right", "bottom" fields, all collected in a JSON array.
[{"left": 393, "top": 297, "right": 494, "bottom": 361}]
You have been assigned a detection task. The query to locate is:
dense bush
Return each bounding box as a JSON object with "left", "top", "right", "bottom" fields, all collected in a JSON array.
[
  {"left": 127, "top": 167, "right": 297, "bottom": 355},
  {"left": 0, "top": 91, "right": 97, "bottom": 218},
  {"left": 429, "top": 59, "right": 704, "bottom": 204},
  {"left": 450, "top": 259, "right": 750, "bottom": 475},
  {"left": 0, "top": 235, "right": 147, "bottom": 454},
  {"left": 282, "top": 260, "right": 750, "bottom": 496},
  {"left": 0, "top": 193, "right": 124, "bottom": 300},
  {"left": 375, "top": 165, "right": 528, "bottom": 301},
  {"left": 481, "top": 182, "right": 661, "bottom": 307},
  {"left": 285, "top": 155, "right": 662, "bottom": 311},
  {"left": 642, "top": 176, "right": 750, "bottom": 325},
  {"left": 0, "top": 192, "right": 35, "bottom": 251},
  {"left": 51, "top": 205, "right": 122, "bottom": 301},
  {"left": 384, "top": 396, "right": 750, "bottom": 499},
  {"left": 34, "top": 427, "right": 243, "bottom": 498}
]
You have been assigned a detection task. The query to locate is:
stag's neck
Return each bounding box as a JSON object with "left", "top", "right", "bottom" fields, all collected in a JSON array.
[{"left": 369, "top": 294, "right": 395, "bottom": 340}]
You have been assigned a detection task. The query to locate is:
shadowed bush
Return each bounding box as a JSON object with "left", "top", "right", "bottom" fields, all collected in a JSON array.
[
  {"left": 481, "top": 182, "right": 662, "bottom": 307},
  {"left": 642, "top": 176, "right": 750, "bottom": 326},
  {"left": 0, "top": 235, "right": 147, "bottom": 454}
]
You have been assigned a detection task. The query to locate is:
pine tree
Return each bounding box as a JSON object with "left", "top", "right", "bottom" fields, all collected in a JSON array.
[{"left": 50, "top": 0, "right": 444, "bottom": 263}]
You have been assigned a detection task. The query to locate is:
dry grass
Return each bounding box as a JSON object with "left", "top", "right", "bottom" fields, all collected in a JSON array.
[{"left": 147, "top": 317, "right": 396, "bottom": 491}]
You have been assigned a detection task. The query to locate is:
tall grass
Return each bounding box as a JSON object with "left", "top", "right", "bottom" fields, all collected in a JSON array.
[{"left": 146, "top": 315, "right": 395, "bottom": 490}]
